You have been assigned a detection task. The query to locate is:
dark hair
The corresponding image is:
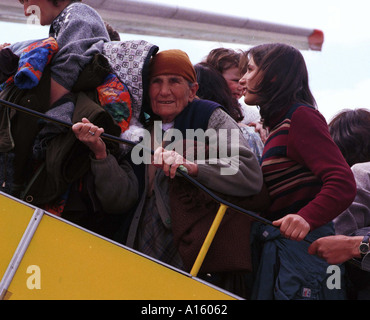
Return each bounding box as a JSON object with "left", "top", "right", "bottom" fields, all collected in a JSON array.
[
  {"left": 104, "top": 22, "right": 121, "bottom": 41},
  {"left": 194, "top": 62, "right": 243, "bottom": 122},
  {"left": 19, "top": 0, "right": 81, "bottom": 7},
  {"left": 204, "top": 48, "right": 241, "bottom": 74},
  {"left": 48, "top": 0, "right": 81, "bottom": 6},
  {"left": 239, "top": 50, "right": 250, "bottom": 75},
  {"left": 329, "top": 108, "right": 370, "bottom": 167},
  {"left": 19, "top": 0, "right": 81, "bottom": 6},
  {"left": 246, "top": 43, "right": 316, "bottom": 127}
]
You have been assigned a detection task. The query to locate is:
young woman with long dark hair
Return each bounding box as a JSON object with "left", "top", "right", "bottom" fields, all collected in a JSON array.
[{"left": 239, "top": 43, "right": 357, "bottom": 300}]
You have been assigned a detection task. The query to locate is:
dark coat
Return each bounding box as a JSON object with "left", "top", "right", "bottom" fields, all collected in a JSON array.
[{"left": 168, "top": 100, "right": 270, "bottom": 273}]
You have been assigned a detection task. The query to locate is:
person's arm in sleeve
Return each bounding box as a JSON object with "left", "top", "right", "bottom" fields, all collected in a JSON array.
[
  {"left": 287, "top": 107, "right": 357, "bottom": 230},
  {"left": 72, "top": 118, "right": 138, "bottom": 214},
  {"left": 91, "top": 155, "right": 139, "bottom": 214},
  {"left": 195, "top": 108, "right": 263, "bottom": 197}
]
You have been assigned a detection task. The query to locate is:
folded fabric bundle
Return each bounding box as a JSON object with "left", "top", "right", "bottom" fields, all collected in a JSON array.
[
  {"left": 97, "top": 72, "right": 132, "bottom": 133},
  {"left": 103, "top": 40, "right": 159, "bottom": 121},
  {"left": 14, "top": 37, "right": 58, "bottom": 89}
]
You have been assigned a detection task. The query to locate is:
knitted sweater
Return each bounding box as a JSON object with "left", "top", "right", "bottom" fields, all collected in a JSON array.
[
  {"left": 261, "top": 104, "right": 356, "bottom": 230},
  {"left": 49, "top": 3, "right": 109, "bottom": 90}
]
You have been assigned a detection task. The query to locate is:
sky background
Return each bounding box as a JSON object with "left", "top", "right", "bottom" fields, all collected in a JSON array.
[{"left": 1, "top": 0, "right": 369, "bottom": 122}]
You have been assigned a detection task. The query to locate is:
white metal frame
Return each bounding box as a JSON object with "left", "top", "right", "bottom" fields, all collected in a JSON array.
[
  {"left": 0, "top": 207, "right": 43, "bottom": 300},
  {"left": 0, "top": 0, "right": 323, "bottom": 51}
]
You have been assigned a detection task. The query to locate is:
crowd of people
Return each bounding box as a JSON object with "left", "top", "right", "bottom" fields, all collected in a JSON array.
[{"left": 0, "top": 0, "right": 369, "bottom": 300}]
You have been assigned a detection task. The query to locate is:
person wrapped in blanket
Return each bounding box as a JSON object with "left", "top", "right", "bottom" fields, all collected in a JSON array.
[
  {"left": 0, "top": 2, "right": 152, "bottom": 240},
  {"left": 0, "top": 39, "right": 136, "bottom": 237},
  {"left": 17, "top": 0, "right": 110, "bottom": 106},
  {"left": 0, "top": 0, "right": 112, "bottom": 195},
  {"left": 0, "top": 35, "right": 160, "bottom": 242}
]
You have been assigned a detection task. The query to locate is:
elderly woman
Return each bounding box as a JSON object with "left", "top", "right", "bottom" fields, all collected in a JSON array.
[
  {"left": 74, "top": 49, "right": 266, "bottom": 298},
  {"left": 124, "top": 49, "right": 266, "bottom": 298}
]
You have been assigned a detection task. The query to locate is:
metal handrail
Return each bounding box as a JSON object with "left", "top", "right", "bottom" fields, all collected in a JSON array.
[{"left": 0, "top": 98, "right": 361, "bottom": 276}]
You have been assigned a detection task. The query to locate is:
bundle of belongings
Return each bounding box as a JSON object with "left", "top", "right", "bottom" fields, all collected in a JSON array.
[{"left": 0, "top": 36, "right": 158, "bottom": 217}]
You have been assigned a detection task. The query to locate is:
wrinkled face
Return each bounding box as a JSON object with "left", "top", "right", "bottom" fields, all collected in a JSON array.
[
  {"left": 20, "top": 0, "right": 57, "bottom": 26},
  {"left": 222, "top": 67, "right": 243, "bottom": 100},
  {"left": 239, "top": 57, "right": 262, "bottom": 106},
  {"left": 149, "top": 74, "right": 198, "bottom": 123}
]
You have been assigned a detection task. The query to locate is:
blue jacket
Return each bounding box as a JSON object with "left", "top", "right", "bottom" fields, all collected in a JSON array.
[{"left": 251, "top": 222, "right": 347, "bottom": 300}]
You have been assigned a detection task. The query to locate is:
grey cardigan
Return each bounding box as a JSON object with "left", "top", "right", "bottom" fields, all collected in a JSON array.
[{"left": 334, "top": 161, "right": 370, "bottom": 236}]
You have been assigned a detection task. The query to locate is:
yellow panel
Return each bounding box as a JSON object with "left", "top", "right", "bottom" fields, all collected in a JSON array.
[
  {"left": 0, "top": 194, "right": 35, "bottom": 280},
  {"left": 7, "top": 213, "right": 235, "bottom": 300}
]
